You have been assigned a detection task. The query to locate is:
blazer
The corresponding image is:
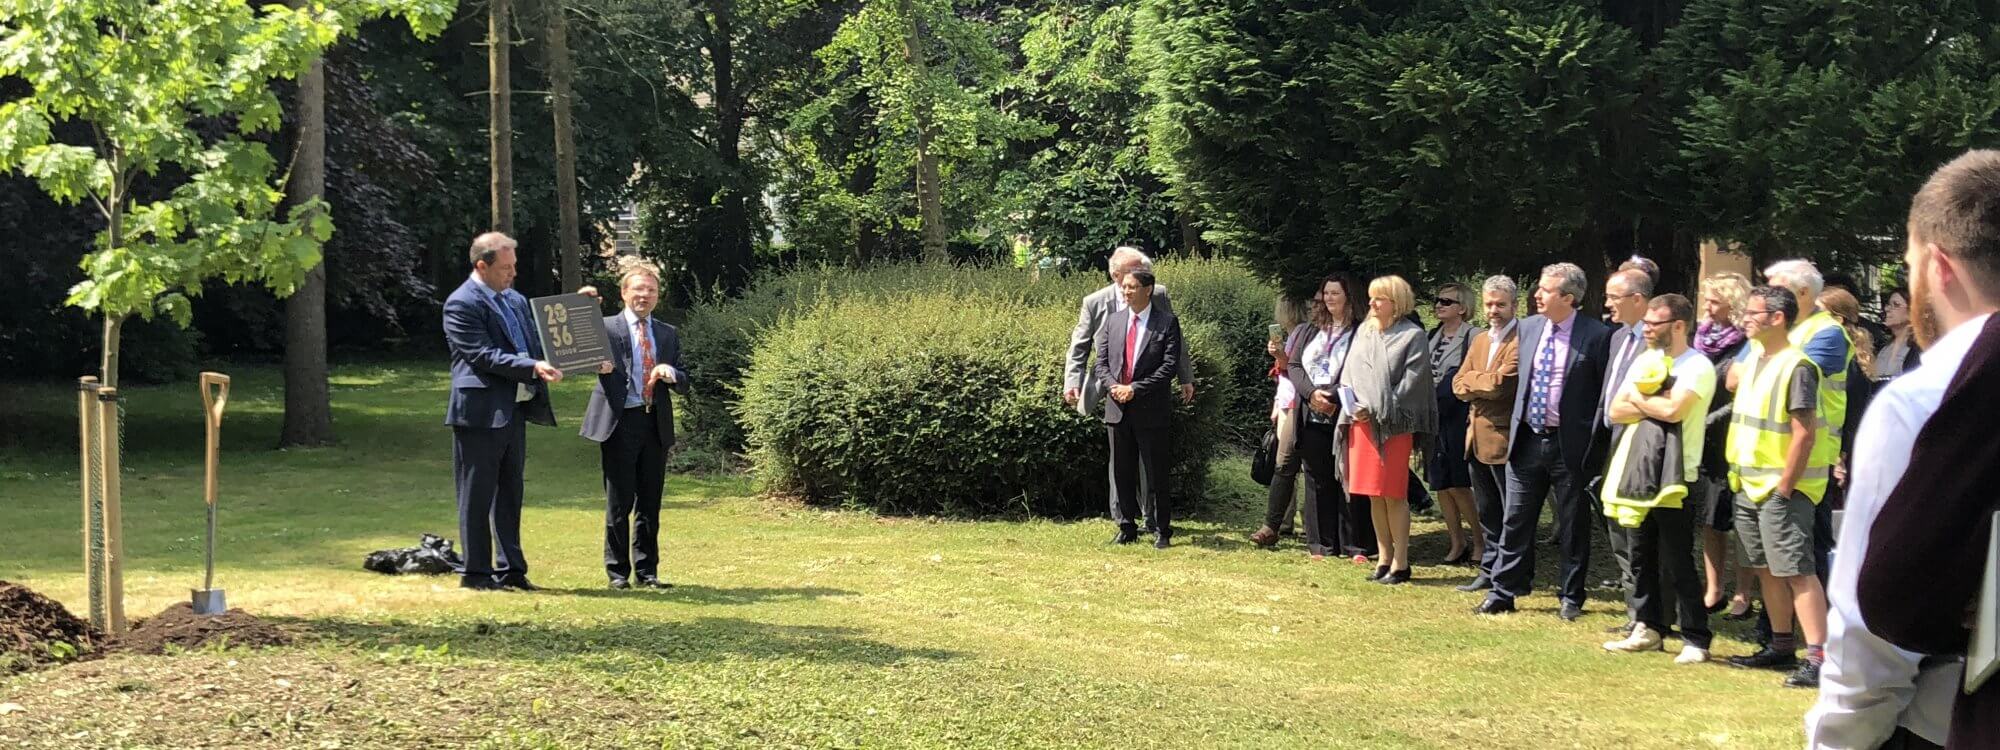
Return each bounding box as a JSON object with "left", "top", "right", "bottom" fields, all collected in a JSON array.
[
  {"left": 1066, "top": 283, "right": 1192, "bottom": 416},
  {"left": 1453, "top": 322, "right": 1520, "bottom": 465},
  {"left": 442, "top": 277, "right": 555, "bottom": 429},
  {"left": 1505, "top": 312, "right": 1613, "bottom": 473},
  {"left": 1092, "top": 306, "right": 1183, "bottom": 428},
  {"left": 581, "top": 312, "right": 691, "bottom": 446}
]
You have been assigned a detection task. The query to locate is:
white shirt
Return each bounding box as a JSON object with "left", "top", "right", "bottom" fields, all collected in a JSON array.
[
  {"left": 1484, "top": 319, "right": 1518, "bottom": 369},
  {"left": 1123, "top": 305, "right": 1152, "bottom": 380},
  {"left": 1805, "top": 312, "right": 1989, "bottom": 748}
]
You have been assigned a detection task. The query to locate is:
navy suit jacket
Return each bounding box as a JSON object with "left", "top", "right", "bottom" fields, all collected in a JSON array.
[
  {"left": 1505, "top": 311, "right": 1612, "bottom": 473},
  {"left": 1093, "top": 306, "right": 1183, "bottom": 428},
  {"left": 581, "top": 313, "right": 689, "bottom": 446},
  {"left": 442, "top": 277, "right": 555, "bottom": 429}
]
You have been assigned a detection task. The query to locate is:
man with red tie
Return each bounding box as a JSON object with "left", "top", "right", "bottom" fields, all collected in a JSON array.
[
  {"left": 1092, "top": 269, "right": 1186, "bottom": 549},
  {"left": 581, "top": 263, "right": 690, "bottom": 589}
]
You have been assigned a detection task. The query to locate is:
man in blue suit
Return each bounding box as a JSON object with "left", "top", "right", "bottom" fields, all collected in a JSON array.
[
  {"left": 580, "top": 264, "right": 689, "bottom": 589},
  {"left": 443, "top": 232, "right": 605, "bottom": 591},
  {"left": 1477, "top": 261, "right": 1614, "bottom": 619}
]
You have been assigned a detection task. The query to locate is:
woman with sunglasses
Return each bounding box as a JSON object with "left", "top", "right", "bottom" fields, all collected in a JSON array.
[{"left": 1425, "top": 283, "right": 1482, "bottom": 565}]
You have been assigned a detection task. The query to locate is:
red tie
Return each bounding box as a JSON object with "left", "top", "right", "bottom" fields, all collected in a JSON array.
[
  {"left": 1122, "top": 316, "right": 1140, "bottom": 384},
  {"left": 636, "top": 319, "right": 656, "bottom": 403}
]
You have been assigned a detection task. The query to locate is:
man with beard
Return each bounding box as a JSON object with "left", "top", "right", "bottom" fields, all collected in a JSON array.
[{"left": 1815, "top": 150, "right": 2000, "bottom": 749}]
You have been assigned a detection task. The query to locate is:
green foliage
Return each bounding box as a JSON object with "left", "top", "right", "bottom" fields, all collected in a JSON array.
[
  {"left": 1139, "top": 0, "right": 1641, "bottom": 292},
  {"left": 0, "top": 0, "right": 452, "bottom": 334},
  {"left": 1152, "top": 257, "right": 1278, "bottom": 444},
  {"left": 737, "top": 292, "right": 1229, "bottom": 516}
]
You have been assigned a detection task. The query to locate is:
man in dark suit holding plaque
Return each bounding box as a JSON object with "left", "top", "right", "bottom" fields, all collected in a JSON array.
[
  {"left": 581, "top": 263, "right": 689, "bottom": 589},
  {"left": 1093, "top": 269, "right": 1185, "bottom": 549},
  {"left": 443, "top": 231, "right": 570, "bottom": 592}
]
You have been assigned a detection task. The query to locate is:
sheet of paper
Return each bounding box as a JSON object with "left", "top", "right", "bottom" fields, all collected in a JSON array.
[{"left": 1967, "top": 510, "right": 2000, "bottom": 694}]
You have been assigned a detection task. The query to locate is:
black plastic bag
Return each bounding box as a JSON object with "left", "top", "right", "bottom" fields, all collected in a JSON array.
[
  {"left": 1251, "top": 428, "right": 1278, "bottom": 486},
  {"left": 363, "top": 533, "right": 464, "bottom": 575}
]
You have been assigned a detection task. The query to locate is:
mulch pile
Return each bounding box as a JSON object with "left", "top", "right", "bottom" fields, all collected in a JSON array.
[
  {"left": 0, "top": 580, "right": 101, "bottom": 674},
  {"left": 111, "top": 602, "right": 293, "bottom": 655}
]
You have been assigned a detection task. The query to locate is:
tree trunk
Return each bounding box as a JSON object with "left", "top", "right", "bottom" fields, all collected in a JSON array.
[
  {"left": 546, "top": 0, "right": 580, "bottom": 292},
  {"left": 900, "top": 0, "right": 946, "bottom": 261},
  {"left": 281, "top": 40, "right": 334, "bottom": 447},
  {"left": 706, "top": 0, "right": 754, "bottom": 295},
  {"left": 490, "top": 0, "right": 513, "bottom": 235}
]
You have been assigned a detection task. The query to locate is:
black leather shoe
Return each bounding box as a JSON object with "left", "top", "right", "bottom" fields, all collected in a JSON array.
[
  {"left": 1368, "top": 564, "right": 1390, "bottom": 581},
  {"left": 637, "top": 575, "right": 674, "bottom": 589},
  {"left": 1559, "top": 603, "right": 1584, "bottom": 621},
  {"left": 1376, "top": 568, "right": 1411, "bottom": 585},
  {"left": 1474, "top": 598, "right": 1516, "bottom": 615},
  {"left": 1728, "top": 646, "right": 1799, "bottom": 670},
  {"left": 460, "top": 576, "right": 505, "bottom": 591},
  {"left": 1110, "top": 527, "right": 1140, "bottom": 545},
  {"left": 1783, "top": 660, "right": 1822, "bottom": 688},
  {"left": 1153, "top": 536, "right": 1172, "bottom": 549},
  {"left": 608, "top": 578, "right": 630, "bottom": 590},
  {"left": 499, "top": 576, "right": 542, "bottom": 592},
  {"left": 1455, "top": 575, "right": 1493, "bottom": 592}
]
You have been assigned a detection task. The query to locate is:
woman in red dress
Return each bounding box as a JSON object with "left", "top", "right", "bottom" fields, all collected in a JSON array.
[{"left": 1340, "top": 275, "right": 1438, "bottom": 585}]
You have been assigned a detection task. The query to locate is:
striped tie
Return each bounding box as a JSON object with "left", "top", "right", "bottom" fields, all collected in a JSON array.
[{"left": 1526, "top": 328, "right": 1557, "bottom": 427}]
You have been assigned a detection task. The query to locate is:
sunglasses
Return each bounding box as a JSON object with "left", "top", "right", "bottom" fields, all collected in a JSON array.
[{"left": 1434, "top": 298, "right": 1460, "bottom": 307}]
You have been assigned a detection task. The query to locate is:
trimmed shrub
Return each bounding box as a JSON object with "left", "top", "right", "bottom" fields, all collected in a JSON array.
[
  {"left": 681, "top": 258, "right": 1277, "bottom": 459},
  {"left": 737, "top": 293, "right": 1232, "bottom": 516}
]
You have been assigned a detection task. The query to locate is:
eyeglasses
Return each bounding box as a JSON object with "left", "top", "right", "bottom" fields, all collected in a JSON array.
[
  {"left": 1743, "top": 309, "right": 1777, "bottom": 319},
  {"left": 1641, "top": 317, "right": 1679, "bottom": 327},
  {"left": 1435, "top": 298, "right": 1459, "bottom": 307}
]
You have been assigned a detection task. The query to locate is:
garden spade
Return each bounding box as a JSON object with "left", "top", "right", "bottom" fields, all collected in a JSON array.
[{"left": 191, "top": 372, "right": 230, "bottom": 615}]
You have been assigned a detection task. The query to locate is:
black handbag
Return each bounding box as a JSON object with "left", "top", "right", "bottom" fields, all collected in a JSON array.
[{"left": 1251, "top": 427, "right": 1278, "bottom": 486}]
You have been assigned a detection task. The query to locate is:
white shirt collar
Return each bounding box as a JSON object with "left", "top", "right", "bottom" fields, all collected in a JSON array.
[
  {"left": 469, "top": 271, "right": 502, "bottom": 297},
  {"left": 1917, "top": 312, "right": 1993, "bottom": 371},
  {"left": 621, "top": 308, "right": 650, "bottom": 330}
]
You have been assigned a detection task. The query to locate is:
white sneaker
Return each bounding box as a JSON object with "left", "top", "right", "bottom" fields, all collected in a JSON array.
[
  {"left": 1675, "top": 645, "right": 1710, "bottom": 664},
  {"left": 1603, "top": 624, "right": 1664, "bottom": 653}
]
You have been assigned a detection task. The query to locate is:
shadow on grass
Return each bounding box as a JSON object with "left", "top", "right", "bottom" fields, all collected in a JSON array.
[
  {"left": 291, "top": 612, "right": 961, "bottom": 667},
  {"left": 549, "top": 584, "right": 858, "bottom": 606}
]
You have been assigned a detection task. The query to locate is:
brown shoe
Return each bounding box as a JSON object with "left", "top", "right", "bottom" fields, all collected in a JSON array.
[{"left": 1249, "top": 526, "right": 1280, "bottom": 547}]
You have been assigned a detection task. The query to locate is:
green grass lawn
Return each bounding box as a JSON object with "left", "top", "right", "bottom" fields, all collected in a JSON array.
[{"left": 0, "top": 361, "right": 1811, "bottom": 748}]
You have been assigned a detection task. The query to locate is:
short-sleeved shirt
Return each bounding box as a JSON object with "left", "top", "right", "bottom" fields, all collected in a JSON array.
[
  {"left": 1788, "top": 360, "right": 1821, "bottom": 416},
  {"left": 1667, "top": 349, "right": 1718, "bottom": 480}
]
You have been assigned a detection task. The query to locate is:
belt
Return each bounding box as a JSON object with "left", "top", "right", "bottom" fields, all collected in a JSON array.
[{"left": 1524, "top": 424, "right": 1558, "bottom": 437}]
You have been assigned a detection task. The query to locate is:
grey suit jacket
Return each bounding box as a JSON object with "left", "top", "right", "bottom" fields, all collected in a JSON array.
[{"left": 1065, "top": 283, "right": 1194, "bottom": 416}]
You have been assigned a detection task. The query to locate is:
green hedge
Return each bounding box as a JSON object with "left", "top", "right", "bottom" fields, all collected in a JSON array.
[
  {"left": 680, "top": 258, "right": 1278, "bottom": 465},
  {"left": 738, "top": 293, "right": 1232, "bottom": 516}
]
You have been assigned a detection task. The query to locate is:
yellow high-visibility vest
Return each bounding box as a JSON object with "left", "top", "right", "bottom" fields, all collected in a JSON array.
[
  {"left": 1788, "top": 310, "right": 1852, "bottom": 471},
  {"left": 1726, "top": 343, "right": 1831, "bottom": 504}
]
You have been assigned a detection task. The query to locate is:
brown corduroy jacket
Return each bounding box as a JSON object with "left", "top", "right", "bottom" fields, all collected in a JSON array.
[{"left": 1452, "top": 323, "right": 1520, "bottom": 465}]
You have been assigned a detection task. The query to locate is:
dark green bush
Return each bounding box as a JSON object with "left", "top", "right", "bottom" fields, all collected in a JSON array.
[
  {"left": 681, "top": 258, "right": 1276, "bottom": 459},
  {"left": 737, "top": 293, "right": 1232, "bottom": 516}
]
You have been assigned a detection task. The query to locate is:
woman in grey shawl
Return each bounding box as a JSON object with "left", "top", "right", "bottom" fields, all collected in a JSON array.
[{"left": 1339, "top": 275, "right": 1438, "bottom": 585}]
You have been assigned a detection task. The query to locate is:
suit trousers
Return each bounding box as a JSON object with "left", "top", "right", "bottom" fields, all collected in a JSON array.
[
  {"left": 1470, "top": 460, "right": 1506, "bottom": 579},
  {"left": 1629, "top": 506, "right": 1711, "bottom": 648},
  {"left": 1108, "top": 420, "right": 1171, "bottom": 537},
  {"left": 453, "top": 416, "right": 529, "bottom": 582},
  {"left": 602, "top": 407, "right": 667, "bottom": 580},
  {"left": 1491, "top": 429, "right": 1594, "bottom": 607},
  {"left": 1282, "top": 422, "right": 1346, "bottom": 553}
]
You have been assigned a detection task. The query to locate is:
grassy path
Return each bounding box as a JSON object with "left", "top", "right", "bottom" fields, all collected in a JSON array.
[{"left": 0, "top": 363, "right": 1809, "bottom": 748}]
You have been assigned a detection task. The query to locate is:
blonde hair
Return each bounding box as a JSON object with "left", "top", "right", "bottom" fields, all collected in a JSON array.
[
  {"left": 1274, "top": 294, "right": 1308, "bottom": 331},
  {"left": 1366, "top": 275, "right": 1416, "bottom": 327},
  {"left": 1818, "top": 288, "right": 1876, "bottom": 378},
  {"left": 618, "top": 259, "right": 663, "bottom": 290},
  {"left": 1700, "top": 272, "right": 1752, "bottom": 327}
]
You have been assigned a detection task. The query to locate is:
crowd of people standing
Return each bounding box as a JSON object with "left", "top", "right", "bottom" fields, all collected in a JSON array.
[{"left": 1062, "top": 150, "right": 2000, "bottom": 749}]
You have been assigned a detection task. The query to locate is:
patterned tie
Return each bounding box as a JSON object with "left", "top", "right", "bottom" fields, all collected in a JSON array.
[
  {"left": 635, "top": 318, "right": 656, "bottom": 404},
  {"left": 1122, "top": 316, "right": 1139, "bottom": 384},
  {"left": 1526, "top": 325, "right": 1557, "bottom": 428}
]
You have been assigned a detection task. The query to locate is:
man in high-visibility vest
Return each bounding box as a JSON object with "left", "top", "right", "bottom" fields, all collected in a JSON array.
[
  {"left": 1724, "top": 285, "right": 1833, "bottom": 689},
  {"left": 1762, "top": 259, "right": 1852, "bottom": 580}
]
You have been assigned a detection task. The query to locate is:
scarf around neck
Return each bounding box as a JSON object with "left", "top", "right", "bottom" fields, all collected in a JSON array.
[{"left": 1694, "top": 320, "right": 1746, "bottom": 358}]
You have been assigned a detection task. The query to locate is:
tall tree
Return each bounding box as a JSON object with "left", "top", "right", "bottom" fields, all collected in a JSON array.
[
  {"left": 0, "top": 0, "right": 451, "bottom": 387},
  {"left": 491, "top": 0, "right": 514, "bottom": 234},
  {"left": 282, "top": 0, "right": 334, "bottom": 447},
  {"left": 546, "top": 0, "right": 582, "bottom": 292}
]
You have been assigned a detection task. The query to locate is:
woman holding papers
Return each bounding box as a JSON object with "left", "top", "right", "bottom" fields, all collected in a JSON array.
[{"left": 1340, "top": 275, "right": 1439, "bottom": 585}]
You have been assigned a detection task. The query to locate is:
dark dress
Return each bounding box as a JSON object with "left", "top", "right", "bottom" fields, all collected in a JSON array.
[{"left": 1425, "top": 323, "right": 1475, "bottom": 491}]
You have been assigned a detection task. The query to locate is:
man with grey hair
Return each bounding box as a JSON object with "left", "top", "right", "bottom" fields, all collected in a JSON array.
[
  {"left": 1065, "top": 246, "right": 1194, "bottom": 538},
  {"left": 1478, "top": 262, "right": 1613, "bottom": 620},
  {"left": 443, "top": 231, "right": 606, "bottom": 591},
  {"left": 1452, "top": 274, "right": 1521, "bottom": 593}
]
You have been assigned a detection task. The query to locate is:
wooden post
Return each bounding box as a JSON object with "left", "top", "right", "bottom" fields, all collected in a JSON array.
[
  {"left": 78, "top": 377, "right": 104, "bottom": 631},
  {"left": 98, "top": 387, "right": 125, "bottom": 635}
]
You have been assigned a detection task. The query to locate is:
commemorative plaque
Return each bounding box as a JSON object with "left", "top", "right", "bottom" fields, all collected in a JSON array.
[{"left": 529, "top": 293, "right": 613, "bottom": 373}]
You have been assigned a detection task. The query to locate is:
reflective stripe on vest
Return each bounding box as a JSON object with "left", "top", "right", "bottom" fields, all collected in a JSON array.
[
  {"left": 1789, "top": 311, "right": 1852, "bottom": 469},
  {"left": 1725, "top": 343, "right": 1831, "bottom": 504}
]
